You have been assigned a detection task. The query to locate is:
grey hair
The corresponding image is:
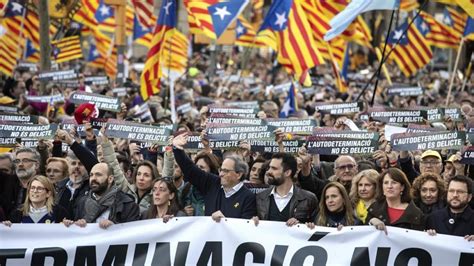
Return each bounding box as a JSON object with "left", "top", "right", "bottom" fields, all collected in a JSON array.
[
  {"left": 0, "top": 153, "right": 14, "bottom": 162},
  {"left": 15, "top": 148, "right": 40, "bottom": 162},
  {"left": 225, "top": 155, "right": 249, "bottom": 181},
  {"left": 66, "top": 150, "right": 79, "bottom": 160}
]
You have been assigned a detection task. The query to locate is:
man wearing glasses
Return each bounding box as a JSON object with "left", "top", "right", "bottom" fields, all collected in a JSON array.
[
  {"left": 12, "top": 148, "right": 41, "bottom": 210},
  {"left": 399, "top": 149, "right": 442, "bottom": 183},
  {"left": 426, "top": 175, "right": 473, "bottom": 241},
  {"left": 332, "top": 155, "right": 359, "bottom": 194},
  {"left": 172, "top": 133, "right": 257, "bottom": 222}
]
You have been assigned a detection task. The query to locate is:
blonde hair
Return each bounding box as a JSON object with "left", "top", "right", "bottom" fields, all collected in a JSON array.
[
  {"left": 349, "top": 169, "right": 379, "bottom": 204},
  {"left": 21, "top": 175, "right": 55, "bottom": 216},
  {"left": 317, "top": 182, "right": 355, "bottom": 226}
]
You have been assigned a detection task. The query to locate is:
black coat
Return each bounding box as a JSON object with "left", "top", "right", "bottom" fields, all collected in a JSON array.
[
  {"left": 9, "top": 205, "right": 69, "bottom": 224},
  {"left": 425, "top": 207, "right": 474, "bottom": 237},
  {"left": 366, "top": 200, "right": 425, "bottom": 231}
]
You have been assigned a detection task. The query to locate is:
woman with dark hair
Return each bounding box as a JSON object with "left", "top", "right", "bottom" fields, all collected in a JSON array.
[
  {"left": 181, "top": 152, "right": 221, "bottom": 216},
  {"left": 366, "top": 168, "right": 424, "bottom": 232},
  {"left": 3, "top": 176, "right": 68, "bottom": 226},
  {"left": 308, "top": 182, "right": 361, "bottom": 230},
  {"left": 145, "top": 178, "right": 186, "bottom": 222},
  {"left": 411, "top": 173, "right": 446, "bottom": 215}
]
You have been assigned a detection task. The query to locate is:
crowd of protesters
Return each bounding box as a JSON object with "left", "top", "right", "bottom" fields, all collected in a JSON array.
[{"left": 0, "top": 48, "right": 473, "bottom": 242}]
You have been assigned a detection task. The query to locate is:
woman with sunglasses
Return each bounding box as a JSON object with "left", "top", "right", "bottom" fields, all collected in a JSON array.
[
  {"left": 3, "top": 176, "right": 68, "bottom": 226},
  {"left": 144, "top": 177, "right": 186, "bottom": 222}
]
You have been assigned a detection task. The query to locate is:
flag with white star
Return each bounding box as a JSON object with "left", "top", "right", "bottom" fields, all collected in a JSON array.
[
  {"left": 95, "top": 0, "right": 114, "bottom": 23},
  {"left": 4, "top": 0, "right": 24, "bottom": 17},
  {"left": 384, "top": 21, "right": 432, "bottom": 77},
  {"left": 234, "top": 15, "right": 266, "bottom": 47},
  {"left": 259, "top": 0, "right": 323, "bottom": 75},
  {"left": 417, "top": 11, "right": 459, "bottom": 49},
  {"left": 184, "top": 0, "right": 249, "bottom": 39},
  {"left": 279, "top": 84, "right": 297, "bottom": 118},
  {"left": 443, "top": 7, "right": 467, "bottom": 38}
]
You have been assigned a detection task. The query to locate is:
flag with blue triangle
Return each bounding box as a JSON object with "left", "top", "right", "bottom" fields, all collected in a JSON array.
[{"left": 279, "top": 84, "right": 297, "bottom": 118}]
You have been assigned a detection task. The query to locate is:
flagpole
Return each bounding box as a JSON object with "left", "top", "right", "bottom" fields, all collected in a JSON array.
[
  {"left": 356, "top": 0, "right": 428, "bottom": 102},
  {"left": 445, "top": 37, "right": 465, "bottom": 107},
  {"left": 461, "top": 61, "right": 472, "bottom": 92},
  {"left": 370, "top": 9, "right": 396, "bottom": 106}
]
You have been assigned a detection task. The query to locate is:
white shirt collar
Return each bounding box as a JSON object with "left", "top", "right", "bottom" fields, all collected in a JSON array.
[
  {"left": 270, "top": 184, "right": 294, "bottom": 198},
  {"left": 223, "top": 182, "right": 244, "bottom": 198}
]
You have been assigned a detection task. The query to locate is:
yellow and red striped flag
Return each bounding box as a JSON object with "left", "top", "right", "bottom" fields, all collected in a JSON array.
[
  {"left": 418, "top": 11, "right": 460, "bottom": 49},
  {"left": 455, "top": 0, "right": 474, "bottom": 17},
  {"left": 443, "top": 7, "right": 468, "bottom": 37},
  {"left": 0, "top": 32, "right": 19, "bottom": 76},
  {"left": 51, "top": 36, "right": 83, "bottom": 63},
  {"left": 384, "top": 21, "right": 432, "bottom": 77},
  {"left": 259, "top": 0, "right": 324, "bottom": 75},
  {"left": 235, "top": 15, "right": 266, "bottom": 47},
  {"left": 400, "top": 0, "right": 419, "bottom": 12},
  {"left": 132, "top": 0, "right": 154, "bottom": 28}
]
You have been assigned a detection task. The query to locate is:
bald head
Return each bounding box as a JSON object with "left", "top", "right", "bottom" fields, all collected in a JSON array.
[{"left": 334, "top": 155, "right": 358, "bottom": 183}]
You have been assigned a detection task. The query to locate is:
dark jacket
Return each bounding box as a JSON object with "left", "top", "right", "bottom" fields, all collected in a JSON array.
[
  {"left": 55, "top": 178, "right": 90, "bottom": 219},
  {"left": 315, "top": 212, "right": 362, "bottom": 227},
  {"left": 298, "top": 170, "right": 329, "bottom": 202},
  {"left": 173, "top": 148, "right": 256, "bottom": 219},
  {"left": 75, "top": 189, "right": 140, "bottom": 224},
  {"left": 53, "top": 141, "right": 98, "bottom": 173},
  {"left": 256, "top": 186, "right": 318, "bottom": 223},
  {"left": 9, "top": 205, "right": 69, "bottom": 223},
  {"left": 366, "top": 200, "right": 425, "bottom": 231},
  {"left": 398, "top": 156, "right": 419, "bottom": 184},
  {"left": 425, "top": 206, "right": 474, "bottom": 237},
  {"left": 414, "top": 199, "right": 446, "bottom": 216}
]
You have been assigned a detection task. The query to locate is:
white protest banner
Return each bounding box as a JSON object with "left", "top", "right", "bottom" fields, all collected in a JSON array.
[{"left": 0, "top": 218, "right": 471, "bottom": 265}]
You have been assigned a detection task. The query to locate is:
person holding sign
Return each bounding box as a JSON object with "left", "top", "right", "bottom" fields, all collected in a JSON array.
[
  {"left": 253, "top": 153, "right": 318, "bottom": 226},
  {"left": 426, "top": 175, "right": 474, "bottom": 241},
  {"left": 399, "top": 149, "right": 442, "bottom": 184},
  {"left": 172, "top": 132, "right": 257, "bottom": 221},
  {"left": 367, "top": 168, "right": 424, "bottom": 233}
]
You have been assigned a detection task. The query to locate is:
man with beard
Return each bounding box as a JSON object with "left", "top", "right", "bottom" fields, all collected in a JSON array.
[
  {"left": 253, "top": 153, "right": 318, "bottom": 226},
  {"left": 426, "top": 175, "right": 474, "bottom": 241},
  {"left": 11, "top": 148, "right": 40, "bottom": 211},
  {"left": 172, "top": 133, "right": 256, "bottom": 221},
  {"left": 71, "top": 163, "right": 140, "bottom": 229}
]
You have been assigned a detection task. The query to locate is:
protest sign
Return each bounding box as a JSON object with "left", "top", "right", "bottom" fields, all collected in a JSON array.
[
  {"left": 0, "top": 123, "right": 58, "bottom": 139},
  {"left": 105, "top": 119, "right": 171, "bottom": 145},
  {"left": 112, "top": 87, "right": 127, "bottom": 97},
  {"left": 387, "top": 86, "right": 423, "bottom": 96},
  {"left": 443, "top": 108, "right": 463, "bottom": 121},
  {"left": 208, "top": 106, "right": 258, "bottom": 118},
  {"left": 84, "top": 76, "right": 109, "bottom": 85},
  {"left": 249, "top": 139, "right": 303, "bottom": 153},
  {"left": 207, "top": 115, "right": 265, "bottom": 126},
  {"left": 421, "top": 108, "right": 444, "bottom": 122},
  {"left": 69, "top": 91, "right": 121, "bottom": 112},
  {"left": 26, "top": 94, "right": 64, "bottom": 104},
  {"left": 266, "top": 119, "right": 315, "bottom": 135},
  {"left": 0, "top": 105, "right": 18, "bottom": 113},
  {"left": 307, "top": 131, "right": 378, "bottom": 155},
  {"left": 38, "top": 69, "right": 77, "bottom": 81},
  {"left": 206, "top": 124, "right": 276, "bottom": 142},
  {"left": 315, "top": 102, "right": 363, "bottom": 115},
  {"left": 223, "top": 101, "right": 260, "bottom": 109},
  {"left": 0, "top": 113, "right": 38, "bottom": 124},
  {"left": 460, "top": 146, "right": 474, "bottom": 165},
  {"left": 391, "top": 131, "right": 465, "bottom": 151},
  {"left": 369, "top": 109, "right": 423, "bottom": 124}
]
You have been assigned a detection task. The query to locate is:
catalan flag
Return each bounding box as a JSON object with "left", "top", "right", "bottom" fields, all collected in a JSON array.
[
  {"left": 464, "top": 16, "right": 474, "bottom": 40},
  {"left": 455, "top": 0, "right": 474, "bottom": 17},
  {"left": 51, "top": 36, "right": 83, "bottom": 63},
  {"left": 235, "top": 15, "right": 265, "bottom": 47},
  {"left": 316, "top": 38, "right": 346, "bottom": 68},
  {"left": 87, "top": 43, "right": 105, "bottom": 68},
  {"left": 140, "top": 0, "right": 177, "bottom": 101},
  {"left": 417, "top": 11, "right": 459, "bottom": 49},
  {"left": 259, "top": 0, "right": 324, "bottom": 75},
  {"left": 132, "top": 0, "right": 154, "bottom": 28},
  {"left": 250, "top": 0, "right": 264, "bottom": 25},
  {"left": 0, "top": 32, "right": 18, "bottom": 76},
  {"left": 301, "top": 0, "right": 331, "bottom": 40},
  {"left": 385, "top": 21, "right": 432, "bottom": 77},
  {"left": 443, "top": 7, "right": 467, "bottom": 37},
  {"left": 279, "top": 84, "right": 297, "bottom": 118},
  {"left": 95, "top": 0, "right": 114, "bottom": 23},
  {"left": 133, "top": 15, "right": 153, "bottom": 47},
  {"left": 400, "top": 0, "right": 419, "bottom": 12},
  {"left": 0, "top": 0, "right": 7, "bottom": 17},
  {"left": 161, "top": 30, "right": 189, "bottom": 77},
  {"left": 24, "top": 38, "right": 39, "bottom": 62},
  {"left": 184, "top": 0, "right": 249, "bottom": 39}
]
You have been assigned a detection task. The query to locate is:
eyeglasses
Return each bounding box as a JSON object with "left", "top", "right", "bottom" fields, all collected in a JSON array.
[
  {"left": 13, "top": 158, "right": 38, "bottom": 165},
  {"left": 447, "top": 189, "right": 468, "bottom": 195},
  {"left": 335, "top": 164, "right": 356, "bottom": 171},
  {"left": 420, "top": 160, "right": 441, "bottom": 166},
  {"left": 30, "top": 186, "right": 47, "bottom": 192},
  {"left": 219, "top": 168, "right": 235, "bottom": 174}
]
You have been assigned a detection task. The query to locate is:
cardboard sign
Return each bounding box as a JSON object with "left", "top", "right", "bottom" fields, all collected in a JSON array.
[
  {"left": 0, "top": 113, "right": 38, "bottom": 124},
  {"left": 177, "top": 103, "right": 192, "bottom": 114},
  {"left": 307, "top": 130, "right": 379, "bottom": 155},
  {"left": 369, "top": 109, "right": 423, "bottom": 124},
  {"left": 26, "top": 94, "right": 64, "bottom": 104},
  {"left": 0, "top": 105, "right": 18, "bottom": 113},
  {"left": 391, "top": 131, "right": 465, "bottom": 151},
  {"left": 208, "top": 106, "right": 258, "bottom": 118},
  {"left": 56, "top": 79, "right": 80, "bottom": 88},
  {"left": 69, "top": 91, "right": 121, "bottom": 112},
  {"left": 223, "top": 101, "right": 260, "bottom": 109},
  {"left": 207, "top": 115, "right": 265, "bottom": 126},
  {"left": 315, "top": 102, "right": 363, "bottom": 115},
  {"left": 38, "top": 69, "right": 77, "bottom": 81},
  {"left": 84, "top": 76, "right": 109, "bottom": 85},
  {"left": 112, "top": 88, "right": 127, "bottom": 97},
  {"left": 0, "top": 123, "right": 58, "bottom": 139},
  {"left": 443, "top": 108, "right": 463, "bottom": 121},
  {"left": 206, "top": 124, "right": 276, "bottom": 142},
  {"left": 421, "top": 108, "right": 444, "bottom": 122},
  {"left": 16, "top": 62, "right": 38, "bottom": 72},
  {"left": 460, "top": 146, "right": 474, "bottom": 165},
  {"left": 266, "top": 119, "right": 316, "bottom": 135},
  {"left": 105, "top": 119, "right": 171, "bottom": 145},
  {"left": 387, "top": 86, "right": 423, "bottom": 96},
  {"left": 249, "top": 139, "right": 303, "bottom": 153}
]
